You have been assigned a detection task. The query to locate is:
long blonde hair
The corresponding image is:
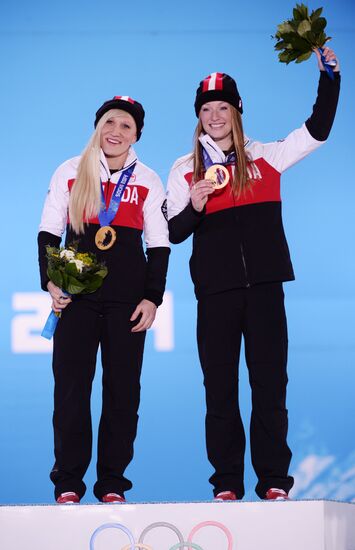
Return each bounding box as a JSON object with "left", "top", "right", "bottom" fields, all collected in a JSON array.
[
  {"left": 193, "top": 106, "right": 253, "bottom": 197},
  {"left": 69, "top": 109, "right": 120, "bottom": 234}
]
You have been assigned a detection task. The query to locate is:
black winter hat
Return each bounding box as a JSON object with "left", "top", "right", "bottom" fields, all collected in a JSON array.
[
  {"left": 194, "top": 72, "right": 243, "bottom": 116},
  {"left": 95, "top": 96, "right": 145, "bottom": 141}
]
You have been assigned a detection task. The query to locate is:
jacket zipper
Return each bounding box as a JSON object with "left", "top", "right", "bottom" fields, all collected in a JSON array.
[
  {"left": 233, "top": 198, "right": 250, "bottom": 288},
  {"left": 104, "top": 178, "right": 110, "bottom": 207},
  {"left": 240, "top": 242, "right": 250, "bottom": 288}
]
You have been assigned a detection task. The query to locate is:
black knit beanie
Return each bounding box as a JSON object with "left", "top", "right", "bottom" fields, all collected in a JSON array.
[
  {"left": 95, "top": 96, "right": 145, "bottom": 141},
  {"left": 194, "top": 72, "right": 243, "bottom": 116}
]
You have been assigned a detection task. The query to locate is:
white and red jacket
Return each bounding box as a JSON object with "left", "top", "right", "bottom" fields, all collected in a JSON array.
[
  {"left": 38, "top": 147, "right": 170, "bottom": 306},
  {"left": 167, "top": 72, "right": 340, "bottom": 299}
]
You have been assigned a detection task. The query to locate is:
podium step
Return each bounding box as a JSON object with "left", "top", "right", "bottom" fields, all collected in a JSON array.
[{"left": 1, "top": 499, "right": 354, "bottom": 550}]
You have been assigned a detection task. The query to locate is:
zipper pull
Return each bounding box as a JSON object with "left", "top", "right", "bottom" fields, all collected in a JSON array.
[{"left": 104, "top": 178, "right": 110, "bottom": 203}]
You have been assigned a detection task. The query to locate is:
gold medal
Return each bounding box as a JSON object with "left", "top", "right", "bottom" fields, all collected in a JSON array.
[
  {"left": 205, "top": 164, "right": 230, "bottom": 190},
  {"left": 95, "top": 226, "right": 117, "bottom": 250}
]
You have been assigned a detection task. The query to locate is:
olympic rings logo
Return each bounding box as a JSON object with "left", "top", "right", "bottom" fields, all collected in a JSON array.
[{"left": 89, "top": 520, "right": 234, "bottom": 549}]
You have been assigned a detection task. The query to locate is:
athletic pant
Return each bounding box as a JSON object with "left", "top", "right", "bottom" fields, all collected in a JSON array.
[
  {"left": 50, "top": 299, "right": 145, "bottom": 500},
  {"left": 197, "top": 283, "right": 294, "bottom": 499}
]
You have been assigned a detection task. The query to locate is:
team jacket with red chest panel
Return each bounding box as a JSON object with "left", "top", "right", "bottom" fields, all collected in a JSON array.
[
  {"left": 38, "top": 147, "right": 170, "bottom": 306},
  {"left": 167, "top": 72, "right": 340, "bottom": 299}
]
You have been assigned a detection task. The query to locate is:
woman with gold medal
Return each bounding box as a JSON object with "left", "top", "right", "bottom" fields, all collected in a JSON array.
[
  {"left": 38, "top": 96, "right": 170, "bottom": 504},
  {"left": 167, "top": 48, "right": 340, "bottom": 501}
]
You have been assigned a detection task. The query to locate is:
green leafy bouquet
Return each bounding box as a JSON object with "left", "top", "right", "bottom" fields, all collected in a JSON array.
[
  {"left": 273, "top": 3, "right": 331, "bottom": 64},
  {"left": 46, "top": 244, "right": 108, "bottom": 295},
  {"left": 41, "top": 244, "right": 108, "bottom": 339}
]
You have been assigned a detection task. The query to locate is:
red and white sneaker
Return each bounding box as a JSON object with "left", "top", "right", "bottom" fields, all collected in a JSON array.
[
  {"left": 56, "top": 491, "right": 80, "bottom": 504},
  {"left": 214, "top": 491, "right": 238, "bottom": 501},
  {"left": 101, "top": 493, "right": 126, "bottom": 503},
  {"left": 265, "top": 488, "right": 289, "bottom": 501}
]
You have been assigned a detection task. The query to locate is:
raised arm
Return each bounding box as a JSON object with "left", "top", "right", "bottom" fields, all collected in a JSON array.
[
  {"left": 306, "top": 46, "right": 340, "bottom": 141},
  {"left": 256, "top": 47, "right": 341, "bottom": 175}
]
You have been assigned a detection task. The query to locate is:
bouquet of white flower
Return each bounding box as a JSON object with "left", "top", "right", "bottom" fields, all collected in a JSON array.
[
  {"left": 46, "top": 244, "right": 108, "bottom": 295},
  {"left": 41, "top": 244, "right": 108, "bottom": 339}
]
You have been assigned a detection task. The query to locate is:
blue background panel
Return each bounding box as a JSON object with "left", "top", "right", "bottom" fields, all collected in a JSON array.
[{"left": 0, "top": 0, "right": 354, "bottom": 503}]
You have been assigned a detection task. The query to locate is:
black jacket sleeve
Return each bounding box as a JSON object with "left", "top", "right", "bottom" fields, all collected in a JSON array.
[
  {"left": 168, "top": 202, "right": 205, "bottom": 244},
  {"left": 144, "top": 246, "right": 170, "bottom": 306},
  {"left": 38, "top": 230, "right": 62, "bottom": 291},
  {"left": 305, "top": 71, "right": 341, "bottom": 141}
]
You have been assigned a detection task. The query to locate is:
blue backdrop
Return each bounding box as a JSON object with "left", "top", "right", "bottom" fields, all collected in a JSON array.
[{"left": 0, "top": 0, "right": 354, "bottom": 504}]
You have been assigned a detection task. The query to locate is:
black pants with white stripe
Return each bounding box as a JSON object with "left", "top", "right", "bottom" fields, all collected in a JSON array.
[
  {"left": 50, "top": 298, "right": 145, "bottom": 501},
  {"left": 197, "top": 282, "right": 294, "bottom": 499}
]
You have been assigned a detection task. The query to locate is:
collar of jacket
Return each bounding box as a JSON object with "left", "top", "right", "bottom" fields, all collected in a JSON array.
[
  {"left": 198, "top": 133, "right": 250, "bottom": 164},
  {"left": 99, "top": 146, "right": 138, "bottom": 182}
]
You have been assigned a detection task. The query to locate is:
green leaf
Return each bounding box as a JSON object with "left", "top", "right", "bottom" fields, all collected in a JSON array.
[
  {"left": 66, "top": 276, "right": 86, "bottom": 295},
  {"left": 304, "top": 30, "right": 317, "bottom": 44},
  {"left": 316, "top": 30, "right": 328, "bottom": 47},
  {"left": 277, "top": 21, "right": 294, "bottom": 34},
  {"left": 278, "top": 51, "right": 290, "bottom": 63},
  {"left": 296, "top": 3, "right": 309, "bottom": 19},
  {"left": 280, "top": 31, "right": 300, "bottom": 41},
  {"left": 298, "top": 19, "right": 311, "bottom": 36},
  {"left": 95, "top": 267, "right": 108, "bottom": 279},
  {"left": 310, "top": 7, "right": 323, "bottom": 21},
  {"left": 287, "top": 50, "right": 301, "bottom": 63},
  {"left": 293, "top": 7, "right": 303, "bottom": 21},
  {"left": 45, "top": 245, "right": 57, "bottom": 258},
  {"left": 295, "top": 50, "right": 313, "bottom": 63},
  {"left": 275, "top": 40, "right": 288, "bottom": 51},
  {"left": 47, "top": 268, "right": 63, "bottom": 289},
  {"left": 311, "top": 16, "right": 327, "bottom": 33},
  {"left": 81, "top": 274, "right": 104, "bottom": 293},
  {"left": 64, "top": 262, "right": 79, "bottom": 277},
  {"left": 279, "top": 50, "right": 299, "bottom": 64},
  {"left": 291, "top": 49, "right": 302, "bottom": 59},
  {"left": 282, "top": 33, "right": 311, "bottom": 53},
  {"left": 61, "top": 272, "right": 69, "bottom": 291}
]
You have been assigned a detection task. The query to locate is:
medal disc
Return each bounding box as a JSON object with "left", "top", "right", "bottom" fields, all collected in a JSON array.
[
  {"left": 95, "top": 226, "right": 117, "bottom": 250},
  {"left": 205, "top": 164, "right": 230, "bottom": 190}
]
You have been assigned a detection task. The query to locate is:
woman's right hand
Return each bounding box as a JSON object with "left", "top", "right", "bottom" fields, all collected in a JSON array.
[
  {"left": 47, "top": 281, "right": 72, "bottom": 313},
  {"left": 190, "top": 179, "right": 215, "bottom": 212}
]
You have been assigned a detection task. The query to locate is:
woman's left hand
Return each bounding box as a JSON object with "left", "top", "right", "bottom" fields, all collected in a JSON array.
[
  {"left": 314, "top": 46, "right": 340, "bottom": 72},
  {"left": 130, "top": 299, "right": 157, "bottom": 332}
]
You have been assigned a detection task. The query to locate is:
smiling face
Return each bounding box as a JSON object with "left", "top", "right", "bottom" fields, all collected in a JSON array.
[
  {"left": 199, "top": 101, "right": 233, "bottom": 150},
  {"left": 100, "top": 109, "right": 137, "bottom": 169}
]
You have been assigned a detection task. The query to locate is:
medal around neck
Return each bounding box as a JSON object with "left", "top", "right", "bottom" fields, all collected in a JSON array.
[
  {"left": 95, "top": 225, "right": 117, "bottom": 250},
  {"left": 96, "top": 163, "right": 136, "bottom": 251},
  {"left": 205, "top": 164, "right": 230, "bottom": 190}
]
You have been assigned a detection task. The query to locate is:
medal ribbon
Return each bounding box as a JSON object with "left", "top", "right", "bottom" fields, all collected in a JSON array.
[
  {"left": 41, "top": 291, "right": 70, "bottom": 340},
  {"left": 98, "top": 162, "right": 136, "bottom": 227},
  {"left": 202, "top": 147, "right": 236, "bottom": 171}
]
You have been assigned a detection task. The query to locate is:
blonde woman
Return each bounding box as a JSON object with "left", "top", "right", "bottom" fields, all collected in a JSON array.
[
  {"left": 167, "top": 48, "right": 340, "bottom": 501},
  {"left": 38, "top": 96, "right": 170, "bottom": 504}
]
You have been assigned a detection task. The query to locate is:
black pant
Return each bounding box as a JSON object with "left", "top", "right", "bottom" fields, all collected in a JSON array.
[
  {"left": 197, "top": 283, "right": 294, "bottom": 499},
  {"left": 50, "top": 299, "right": 146, "bottom": 500}
]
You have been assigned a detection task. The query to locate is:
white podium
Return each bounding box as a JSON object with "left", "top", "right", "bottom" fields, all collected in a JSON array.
[{"left": 1, "top": 500, "right": 354, "bottom": 550}]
